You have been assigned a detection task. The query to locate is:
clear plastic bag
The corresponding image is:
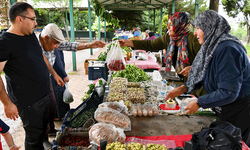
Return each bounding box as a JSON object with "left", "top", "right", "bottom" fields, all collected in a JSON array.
[
  {"left": 107, "top": 42, "right": 126, "bottom": 71},
  {"left": 98, "top": 101, "right": 128, "bottom": 116},
  {"left": 94, "top": 107, "right": 131, "bottom": 131},
  {"left": 63, "top": 83, "right": 74, "bottom": 104},
  {"left": 89, "top": 122, "right": 120, "bottom": 145}
]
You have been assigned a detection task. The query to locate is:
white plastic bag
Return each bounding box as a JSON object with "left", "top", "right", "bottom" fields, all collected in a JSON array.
[
  {"left": 107, "top": 42, "right": 126, "bottom": 71},
  {"left": 63, "top": 83, "right": 74, "bottom": 104}
]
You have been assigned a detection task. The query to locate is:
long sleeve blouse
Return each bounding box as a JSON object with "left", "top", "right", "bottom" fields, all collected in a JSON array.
[{"left": 195, "top": 40, "right": 250, "bottom": 108}]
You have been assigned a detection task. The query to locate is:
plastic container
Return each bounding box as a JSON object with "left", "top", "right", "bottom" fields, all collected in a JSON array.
[
  {"left": 160, "top": 80, "right": 167, "bottom": 98},
  {"left": 62, "top": 91, "right": 102, "bottom": 128},
  {"left": 88, "top": 66, "right": 106, "bottom": 80}
]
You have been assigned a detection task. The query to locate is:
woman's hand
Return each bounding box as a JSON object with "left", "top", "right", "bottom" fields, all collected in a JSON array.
[
  {"left": 165, "top": 84, "right": 187, "bottom": 100},
  {"left": 118, "top": 39, "right": 134, "bottom": 47},
  {"left": 185, "top": 99, "right": 200, "bottom": 114},
  {"left": 178, "top": 66, "right": 191, "bottom": 77}
]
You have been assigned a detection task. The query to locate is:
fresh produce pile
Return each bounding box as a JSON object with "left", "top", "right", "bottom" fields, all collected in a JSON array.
[
  {"left": 127, "top": 142, "right": 146, "bottom": 150},
  {"left": 59, "top": 135, "right": 90, "bottom": 147},
  {"left": 106, "top": 142, "right": 126, "bottom": 150},
  {"left": 111, "top": 64, "right": 151, "bottom": 82},
  {"left": 108, "top": 60, "right": 126, "bottom": 71},
  {"left": 147, "top": 143, "right": 168, "bottom": 150}
]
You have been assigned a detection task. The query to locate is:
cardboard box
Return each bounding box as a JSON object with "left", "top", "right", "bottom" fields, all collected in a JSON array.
[{"left": 84, "top": 59, "right": 96, "bottom": 75}]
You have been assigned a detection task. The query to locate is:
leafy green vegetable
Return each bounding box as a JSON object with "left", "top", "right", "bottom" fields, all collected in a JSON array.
[
  {"left": 111, "top": 64, "right": 151, "bottom": 82},
  {"left": 97, "top": 51, "right": 107, "bottom": 61},
  {"left": 86, "top": 84, "right": 95, "bottom": 94},
  {"left": 98, "top": 79, "right": 103, "bottom": 85}
]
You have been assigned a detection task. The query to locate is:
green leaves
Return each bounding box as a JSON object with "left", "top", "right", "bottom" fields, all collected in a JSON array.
[{"left": 91, "top": 0, "right": 119, "bottom": 27}]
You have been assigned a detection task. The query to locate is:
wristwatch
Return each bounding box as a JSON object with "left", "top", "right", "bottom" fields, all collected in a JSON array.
[{"left": 84, "top": 43, "right": 87, "bottom": 49}]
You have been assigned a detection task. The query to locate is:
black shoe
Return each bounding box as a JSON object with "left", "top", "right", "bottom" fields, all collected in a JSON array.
[{"left": 43, "top": 140, "right": 52, "bottom": 150}]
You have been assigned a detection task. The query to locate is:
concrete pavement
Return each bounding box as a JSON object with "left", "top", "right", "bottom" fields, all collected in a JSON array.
[{"left": 0, "top": 39, "right": 108, "bottom": 150}]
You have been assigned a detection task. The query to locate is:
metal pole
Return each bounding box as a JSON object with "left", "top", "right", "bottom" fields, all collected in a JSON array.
[
  {"left": 195, "top": 0, "right": 199, "bottom": 17},
  {"left": 148, "top": 10, "right": 150, "bottom": 30},
  {"left": 172, "top": 0, "right": 175, "bottom": 14},
  {"left": 69, "top": 0, "right": 76, "bottom": 71},
  {"left": 48, "top": 11, "right": 50, "bottom": 24},
  {"left": 78, "top": 11, "right": 80, "bottom": 30},
  {"left": 104, "top": 20, "right": 106, "bottom": 42},
  {"left": 88, "top": 0, "right": 93, "bottom": 55},
  {"left": 160, "top": 7, "right": 163, "bottom": 36},
  {"left": 10, "top": 0, "right": 15, "bottom": 5},
  {"left": 98, "top": 16, "right": 101, "bottom": 41},
  {"left": 154, "top": 9, "right": 156, "bottom": 32},
  {"left": 194, "top": 0, "right": 199, "bottom": 32}
]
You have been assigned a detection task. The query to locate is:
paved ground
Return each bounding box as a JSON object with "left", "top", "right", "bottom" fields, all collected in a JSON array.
[{"left": 0, "top": 38, "right": 108, "bottom": 150}]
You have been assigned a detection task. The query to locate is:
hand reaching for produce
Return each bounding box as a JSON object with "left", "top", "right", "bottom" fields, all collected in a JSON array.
[
  {"left": 165, "top": 84, "right": 187, "bottom": 100},
  {"left": 118, "top": 39, "right": 134, "bottom": 47},
  {"left": 178, "top": 66, "right": 191, "bottom": 77}
]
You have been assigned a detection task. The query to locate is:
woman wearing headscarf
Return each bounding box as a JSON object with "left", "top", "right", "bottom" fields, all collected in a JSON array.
[
  {"left": 119, "top": 12, "right": 206, "bottom": 97},
  {"left": 165, "top": 10, "right": 250, "bottom": 146}
]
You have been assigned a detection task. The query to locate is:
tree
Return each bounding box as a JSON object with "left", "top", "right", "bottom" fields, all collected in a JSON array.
[
  {"left": 209, "top": 0, "right": 219, "bottom": 12},
  {"left": 33, "top": 0, "right": 82, "bottom": 41},
  {"left": 0, "top": 0, "right": 26, "bottom": 29},
  {"left": 111, "top": 10, "right": 146, "bottom": 31},
  {"left": 222, "top": 0, "right": 250, "bottom": 43}
]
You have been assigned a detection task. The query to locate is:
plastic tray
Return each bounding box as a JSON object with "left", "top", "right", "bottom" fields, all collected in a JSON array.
[
  {"left": 159, "top": 103, "right": 180, "bottom": 114},
  {"left": 62, "top": 90, "right": 103, "bottom": 128}
]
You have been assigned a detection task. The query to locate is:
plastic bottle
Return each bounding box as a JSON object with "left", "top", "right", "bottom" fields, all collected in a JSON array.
[{"left": 160, "top": 80, "right": 167, "bottom": 98}]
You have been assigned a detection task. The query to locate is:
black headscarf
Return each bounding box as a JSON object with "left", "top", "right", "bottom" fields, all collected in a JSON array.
[{"left": 186, "top": 10, "right": 246, "bottom": 93}]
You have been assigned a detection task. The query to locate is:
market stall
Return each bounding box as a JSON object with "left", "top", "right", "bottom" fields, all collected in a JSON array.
[{"left": 54, "top": 44, "right": 250, "bottom": 150}]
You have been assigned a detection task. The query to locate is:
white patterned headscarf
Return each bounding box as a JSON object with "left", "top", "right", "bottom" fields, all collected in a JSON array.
[{"left": 185, "top": 10, "right": 246, "bottom": 93}]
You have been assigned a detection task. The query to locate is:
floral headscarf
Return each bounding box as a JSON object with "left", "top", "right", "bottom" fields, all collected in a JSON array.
[
  {"left": 164, "top": 12, "right": 191, "bottom": 73},
  {"left": 186, "top": 10, "right": 246, "bottom": 93}
]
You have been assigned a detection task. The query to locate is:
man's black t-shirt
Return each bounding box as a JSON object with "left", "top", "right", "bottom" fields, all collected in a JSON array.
[{"left": 0, "top": 32, "right": 50, "bottom": 107}]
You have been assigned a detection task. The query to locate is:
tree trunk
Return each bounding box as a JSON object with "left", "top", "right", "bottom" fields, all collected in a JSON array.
[
  {"left": 61, "top": 10, "right": 70, "bottom": 42},
  {"left": 247, "top": 24, "right": 250, "bottom": 44},
  {"left": 209, "top": 0, "right": 219, "bottom": 12}
]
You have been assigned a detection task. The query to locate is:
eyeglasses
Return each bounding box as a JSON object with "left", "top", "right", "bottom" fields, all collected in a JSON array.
[{"left": 20, "top": 15, "right": 37, "bottom": 22}]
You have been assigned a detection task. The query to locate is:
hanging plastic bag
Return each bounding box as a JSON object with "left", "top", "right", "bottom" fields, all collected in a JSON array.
[
  {"left": 107, "top": 42, "right": 126, "bottom": 71},
  {"left": 63, "top": 83, "right": 74, "bottom": 104}
]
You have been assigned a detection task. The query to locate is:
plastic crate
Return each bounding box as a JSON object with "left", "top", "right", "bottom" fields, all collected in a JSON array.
[
  {"left": 88, "top": 66, "right": 105, "bottom": 80},
  {"left": 62, "top": 91, "right": 103, "bottom": 128}
]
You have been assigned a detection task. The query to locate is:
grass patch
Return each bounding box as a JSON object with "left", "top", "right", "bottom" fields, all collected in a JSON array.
[
  {"left": 245, "top": 44, "right": 250, "bottom": 54},
  {"left": 67, "top": 72, "right": 78, "bottom": 75}
]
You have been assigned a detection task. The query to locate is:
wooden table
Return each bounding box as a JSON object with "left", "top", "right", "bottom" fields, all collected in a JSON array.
[{"left": 125, "top": 115, "right": 216, "bottom": 137}]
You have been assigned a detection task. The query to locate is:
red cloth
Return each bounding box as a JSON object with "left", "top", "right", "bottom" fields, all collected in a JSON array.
[
  {"left": 126, "top": 50, "right": 160, "bottom": 70},
  {"left": 126, "top": 135, "right": 250, "bottom": 149}
]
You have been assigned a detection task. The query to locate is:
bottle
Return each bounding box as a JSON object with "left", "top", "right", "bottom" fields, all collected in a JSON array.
[{"left": 160, "top": 80, "right": 167, "bottom": 98}]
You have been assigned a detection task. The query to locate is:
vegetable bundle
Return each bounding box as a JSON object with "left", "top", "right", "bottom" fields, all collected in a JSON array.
[{"left": 111, "top": 64, "right": 151, "bottom": 82}]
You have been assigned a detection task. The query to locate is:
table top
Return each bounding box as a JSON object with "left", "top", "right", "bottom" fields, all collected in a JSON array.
[
  {"left": 126, "top": 114, "right": 216, "bottom": 137},
  {"left": 126, "top": 50, "right": 161, "bottom": 70}
]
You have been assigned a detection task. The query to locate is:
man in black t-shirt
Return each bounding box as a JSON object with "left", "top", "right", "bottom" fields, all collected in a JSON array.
[{"left": 0, "top": 2, "right": 58, "bottom": 150}]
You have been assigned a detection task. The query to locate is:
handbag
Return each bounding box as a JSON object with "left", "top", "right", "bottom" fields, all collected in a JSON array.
[{"left": 191, "top": 121, "right": 242, "bottom": 150}]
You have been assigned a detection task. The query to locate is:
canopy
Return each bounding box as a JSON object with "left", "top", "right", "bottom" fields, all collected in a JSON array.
[{"left": 98, "top": 0, "right": 183, "bottom": 10}]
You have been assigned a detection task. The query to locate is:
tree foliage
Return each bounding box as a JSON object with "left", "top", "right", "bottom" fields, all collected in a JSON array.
[
  {"left": 222, "top": 0, "right": 250, "bottom": 43},
  {"left": 0, "top": 0, "right": 26, "bottom": 29}
]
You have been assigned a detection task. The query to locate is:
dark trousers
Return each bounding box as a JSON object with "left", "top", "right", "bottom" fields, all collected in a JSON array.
[
  {"left": 46, "top": 78, "right": 57, "bottom": 136},
  {"left": 18, "top": 95, "right": 50, "bottom": 150}
]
